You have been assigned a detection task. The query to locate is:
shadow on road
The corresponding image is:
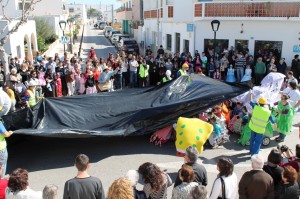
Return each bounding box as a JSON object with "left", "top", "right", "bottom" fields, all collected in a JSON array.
[{"left": 7, "top": 135, "right": 176, "bottom": 173}]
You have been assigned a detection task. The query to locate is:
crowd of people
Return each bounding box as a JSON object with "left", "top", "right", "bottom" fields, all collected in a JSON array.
[
  {"left": 0, "top": 45, "right": 299, "bottom": 111},
  {"left": 0, "top": 146, "right": 298, "bottom": 199},
  {"left": 0, "top": 43, "right": 299, "bottom": 198}
]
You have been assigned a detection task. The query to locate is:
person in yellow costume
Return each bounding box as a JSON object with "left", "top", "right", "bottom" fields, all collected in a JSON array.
[
  {"left": 175, "top": 117, "right": 213, "bottom": 156},
  {"left": 249, "top": 95, "right": 275, "bottom": 156}
]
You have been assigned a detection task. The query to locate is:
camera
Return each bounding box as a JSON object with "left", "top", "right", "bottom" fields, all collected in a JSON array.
[{"left": 277, "top": 145, "right": 289, "bottom": 153}]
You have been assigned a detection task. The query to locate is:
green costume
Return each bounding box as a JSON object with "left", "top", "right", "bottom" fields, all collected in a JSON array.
[
  {"left": 274, "top": 101, "right": 294, "bottom": 135},
  {"left": 238, "top": 122, "right": 273, "bottom": 146}
]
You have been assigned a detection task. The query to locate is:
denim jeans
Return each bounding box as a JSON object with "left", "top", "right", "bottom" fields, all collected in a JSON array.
[
  {"left": 130, "top": 71, "right": 137, "bottom": 88},
  {"left": 250, "top": 131, "right": 264, "bottom": 156},
  {"left": 0, "top": 148, "right": 8, "bottom": 177},
  {"left": 236, "top": 67, "right": 244, "bottom": 82}
]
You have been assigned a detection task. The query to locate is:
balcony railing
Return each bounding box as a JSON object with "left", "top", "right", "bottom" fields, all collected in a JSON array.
[
  {"left": 194, "top": 1, "right": 300, "bottom": 18},
  {"left": 116, "top": 7, "right": 132, "bottom": 13}
]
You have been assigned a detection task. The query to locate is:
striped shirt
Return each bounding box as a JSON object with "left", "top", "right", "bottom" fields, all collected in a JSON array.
[{"left": 235, "top": 56, "right": 246, "bottom": 68}]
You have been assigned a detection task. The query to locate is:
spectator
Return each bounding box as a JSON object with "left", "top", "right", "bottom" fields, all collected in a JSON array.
[
  {"left": 209, "top": 158, "right": 237, "bottom": 199},
  {"left": 263, "top": 149, "right": 283, "bottom": 188},
  {"left": 279, "top": 144, "right": 300, "bottom": 183},
  {"left": 0, "top": 163, "right": 8, "bottom": 199},
  {"left": 174, "top": 146, "right": 207, "bottom": 187},
  {"left": 85, "top": 71, "right": 97, "bottom": 94},
  {"left": 282, "top": 81, "right": 300, "bottom": 111},
  {"left": 291, "top": 54, "right": 300, "bottom": 82},
  {"left": 207, "top": 58, "right": 215, "bottom": 78},
  {"left": 287, "top": 71, "right": 298, "bottom": 85},
  {"left": 239, "top": 154, "right": 274, "bottom": 199},
  {"left": 190, "top": 185, "right": 208, "bottom": 199},
  {"left": 0, "top": 117, "right": 13, "bottom": 178},
  {"left": 88, "top": 47, "right": 96, "bottom": 60},
  {"left": 138, "top": 162, "right": 172, "bottom": 199},
  {"left": 4, "top": 85, "right": 15, "bottom": 112},
  {"left": 277, "top": 58, "right": 287, "bottom": 75},
  {"left": 235, "top": 52, "right": 247, "bottom": 82},
  {"left": 139, "top": 58, "right": 149, "bottom": 88},
  {"left": 268, "top": 58, "right": 277, "bottom": 73},
  {"left": 63, "top": 154, "right": 105, "bottom": 199},
  {"left": 171, "top": 164, "right": 198, "bottom": 199},
  {"left": 0, "top": 83, "right": 11, "bottom": 117},
  {"left": 275, "top": 166, "right": 300, "bottom": 199},
  {"left": 107, "top": 178, "right": 134, "bottom": 199},
  {"left": 254, "top": 57, "right": 266, "bottom": 85},
  {"left": 6, "top": 168, "right": 42, "bottom": 199},
  {"left": 43, "top": 184, "right": 58, "bottom": 199},
  {"left": 125, "top": 170, "right": 147, "bottom": 199},
  {"left": 157, "top": 45, "right": 165, "bottom": 57},
  {"left": 129, "top": 56, "right": 139, "bottom": 88},
  {"left": 24, "top": 80, "right": 37, "bottom": 108}
]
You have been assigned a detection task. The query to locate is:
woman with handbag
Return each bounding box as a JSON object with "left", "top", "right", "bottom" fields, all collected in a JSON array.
[{"left": 209, "top": 158, "right": 237, "bottom": 199}]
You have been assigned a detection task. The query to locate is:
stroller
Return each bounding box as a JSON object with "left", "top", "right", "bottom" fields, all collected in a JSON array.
[{"left": 238, "top": 122, "right": 273, "bottom": 146}]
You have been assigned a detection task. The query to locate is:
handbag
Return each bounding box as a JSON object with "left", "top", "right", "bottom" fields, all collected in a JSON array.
[{"left": 217, "top": 177, "right": 226, "bottom": 199}]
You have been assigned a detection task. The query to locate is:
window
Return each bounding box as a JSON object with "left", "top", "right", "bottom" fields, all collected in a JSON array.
[
  {"left": 235, "top": 40, "right": 249, "bottom": 53},
  {"left": 166, "top": 34, "right": 172, "bottom": 51},
  {"left": 168, "top": 6, "right": 173, "bottom": 18},
  {"left": 204, "top": 39, "right": 229, "bottom": 54},
  {"left": 69, "top": 8, "right": 74, "bottom": 12},
  {"left": 254, "top": 40, "right": 283, "bottom": 59},
  {"left": 18, "top": 2, "right": 30, "bottom": 10}
]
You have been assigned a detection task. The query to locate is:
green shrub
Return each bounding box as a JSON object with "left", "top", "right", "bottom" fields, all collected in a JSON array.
[{"left": 35, "top": 17, "right": 58, "bottom": 52}]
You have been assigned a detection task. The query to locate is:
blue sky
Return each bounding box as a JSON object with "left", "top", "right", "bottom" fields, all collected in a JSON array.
[{"left": 71, "top": 0, "right": 121, "bottom": 7}]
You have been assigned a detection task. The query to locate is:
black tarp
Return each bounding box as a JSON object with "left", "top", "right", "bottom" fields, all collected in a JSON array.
[{"left": 3, "top": 75, "right": 249, "bottom": 137}]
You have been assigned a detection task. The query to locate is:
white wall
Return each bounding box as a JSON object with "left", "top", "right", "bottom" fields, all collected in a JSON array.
[
  {"left": 0, "top": 20, "right": 38, "bottom": 61},
  {"left": 30, "top": 0, "right": 66, "bottom": 16},
  {"left": 66, "top": 4, "right": 87, "bottom": 23},
  {"left": 143, "top": 0, "right": 159, "bottom": 10},
  {"left": 195, "top": 20, "right": 300, "bottom": 65},
  {"left": 173, "top": 0, "right": 193, "bottom": 22}
]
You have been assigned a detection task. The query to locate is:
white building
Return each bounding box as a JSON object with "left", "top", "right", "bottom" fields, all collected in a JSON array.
[
  {"left": 66, "top": 4, "right": 87, "bottom": 24},
  {"left": 0, "top": 0, "right": 68, "bottom": 37},
  {"left": 0, "top": 20, "right": 38, "bottom": 61},
  {"left": 143, "top": 0, "right": 300, "bottom": 64}
]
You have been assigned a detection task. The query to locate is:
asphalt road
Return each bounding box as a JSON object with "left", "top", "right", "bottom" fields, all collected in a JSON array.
[{"left": 6, "top": 25, "right": 300, "bottom": 198}]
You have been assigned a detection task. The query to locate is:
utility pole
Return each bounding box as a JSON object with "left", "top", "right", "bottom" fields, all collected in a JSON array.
[
  {"left": 112, "top": 4, "right": 114, "bottom": 26},
  {"left": 156, "top": 0, "right": 159, "bottom": 54}
]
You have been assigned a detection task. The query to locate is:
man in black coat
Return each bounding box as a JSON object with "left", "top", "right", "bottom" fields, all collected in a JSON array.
[{"left": 291, "top": 54, "right": 300, "bottom": 82}]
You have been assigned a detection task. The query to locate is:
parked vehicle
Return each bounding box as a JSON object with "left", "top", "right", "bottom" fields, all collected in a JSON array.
[
  {"left": 111, "top": 34, "right": 123, "bottom": 45},
  {"left": 120, "top": 38, "right": 140, "bottom": 54},
  {"left": 104, "top": 26, "right": 113, "bottom": 37},
  {"left": 98, "top": 22, "right": 106, "bottom": 29},
  {"left": 108, "top": 30, "right": 121, "bottom": 40},
  {"left": 99, "top": 22, "right": 106, "bottom": 30},
  {"left": 116, "top": 35, "right": 130, "bottom": 49}
]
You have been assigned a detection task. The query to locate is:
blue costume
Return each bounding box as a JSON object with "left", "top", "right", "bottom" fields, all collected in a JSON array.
[{"left": 226, "top": 68, "right": 236, "bottom": 82}]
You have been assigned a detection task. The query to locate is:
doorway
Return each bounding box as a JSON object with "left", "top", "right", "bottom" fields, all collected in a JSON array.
[
  {"left": 184, "top": 39, "right": 189, "bottom": 53},
  {"left": 175, "top": 33, "right": 180, "bottom": 53}
]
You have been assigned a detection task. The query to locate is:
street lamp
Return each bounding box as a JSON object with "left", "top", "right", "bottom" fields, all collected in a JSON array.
[
  {"left": 211, "top": 20, "right": 220, "bottom": 60},
  {"left": 59, "top": 20, "right": 67, "bottom": 53},
  {"left": 67, "top": 18, "right": 74, "bottom": 53}
]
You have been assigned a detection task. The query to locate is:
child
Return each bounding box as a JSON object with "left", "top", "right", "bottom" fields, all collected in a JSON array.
[
  {"left": 79, "top": 73, "right": 86, "bottom": 95},
  {"left": 241, "top": 65, "right": 252, "bottom": 82},
  {"left": 225, "top": 64, "right": 236, "bottom": 83},
  {"left": 56, "top": 73, "right": 62, "bottom": 97},
  {"left": 230, "top": 102, "right": 243, "bottom": 119},
  {"left": 213, "top": 68, "right": 221, "bottom": 80},
  {"left": 209, "top": 116, "right": 223, "bottom": 149}
]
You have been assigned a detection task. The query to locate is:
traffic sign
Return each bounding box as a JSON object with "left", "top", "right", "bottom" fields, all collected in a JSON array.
[
  {"left": 60, "top": 36, "right": 70, "bottom": 44},
  {"left": 187, "top": 24, "right": 194, "bottom": 32}
]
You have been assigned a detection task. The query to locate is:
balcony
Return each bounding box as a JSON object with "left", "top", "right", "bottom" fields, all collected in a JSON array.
[
  {"left": 194, "top": 1, "right": 300, "bottom": 19},
  {"left": 116, "top": 7, "right": 132, "bottom": 13}
]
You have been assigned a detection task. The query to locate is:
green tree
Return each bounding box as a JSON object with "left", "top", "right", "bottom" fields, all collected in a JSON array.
[
  {"left": 87, "top": 8, "right": 100, "bottom": 17},
  {"left": 34, "top": 17, "right": 57, "bottom": 52}
]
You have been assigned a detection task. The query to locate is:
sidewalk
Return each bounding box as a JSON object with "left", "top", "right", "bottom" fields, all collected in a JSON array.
[{"left": 42, "top": 25, "right": 86, "bottom": 60}]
